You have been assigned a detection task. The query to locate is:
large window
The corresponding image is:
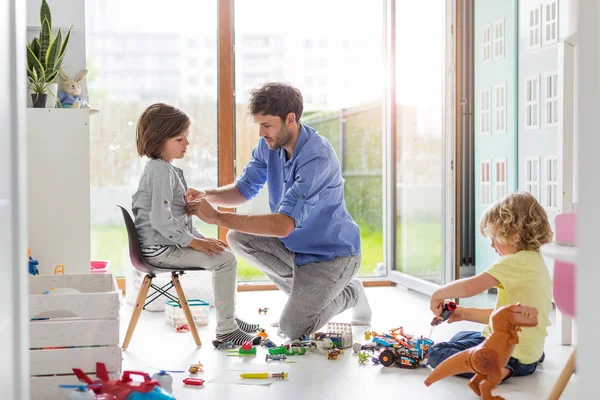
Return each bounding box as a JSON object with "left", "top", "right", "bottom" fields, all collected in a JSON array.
[
  {"left": 234, "top": 0, "right": 385, "bottom": 280},
  {"left": 86, "top": 0, "right": 218, "bottom": 277}
]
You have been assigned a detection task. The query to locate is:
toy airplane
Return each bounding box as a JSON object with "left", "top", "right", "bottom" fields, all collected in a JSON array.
[{"left": 71, "top": 362, "right": 175, "bottom": 399}]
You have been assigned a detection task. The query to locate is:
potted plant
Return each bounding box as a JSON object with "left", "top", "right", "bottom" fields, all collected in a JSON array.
[
  {"left": 27, "top": 68, "right": 57, "bottom": 108},
  {"left": 26, "top": 0, "right": 72, "bottom": 107}
]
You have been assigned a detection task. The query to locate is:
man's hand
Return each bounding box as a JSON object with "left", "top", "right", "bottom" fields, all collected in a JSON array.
[
  {"left": 187, "top": 198, "right": 220, "bottom": 225},
  {"left": 186, "top": 188, "right": 206, "bottom": 203},
  {"left": 189, "top": 237, "right": 227, "bottom": 258}
]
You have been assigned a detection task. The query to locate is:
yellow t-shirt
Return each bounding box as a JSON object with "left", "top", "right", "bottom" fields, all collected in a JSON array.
[{"left": 481, "top": 250, "right": 552, "bottom": 364}]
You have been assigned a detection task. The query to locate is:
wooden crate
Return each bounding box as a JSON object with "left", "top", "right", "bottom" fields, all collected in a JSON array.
[{"left": 29, "top": 273, "right": 121, "bottom": 400}]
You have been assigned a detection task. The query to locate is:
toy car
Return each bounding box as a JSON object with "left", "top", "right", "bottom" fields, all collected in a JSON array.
[
  {"left": 266, "top": 354, "right": 287, "bottom": 361},
  {"left": 183, "top": 378, "right": 205, "bottom": 386},
  {"left": 378, "top": 348, "right": 420, "bottom": 369},
  {"left": 212, "top": 339, "right": 235, "bottom": 350}
]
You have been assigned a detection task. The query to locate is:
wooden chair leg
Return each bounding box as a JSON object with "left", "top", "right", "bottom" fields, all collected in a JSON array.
[
  {"left": 122, "top": 274, "right": 153, "bottom": 350},
  {"left": 548, "top": 348, "right": 576, "bottom": 400},
  {"left": 172, "top": 273, "right": 202, "bottom": 346}
]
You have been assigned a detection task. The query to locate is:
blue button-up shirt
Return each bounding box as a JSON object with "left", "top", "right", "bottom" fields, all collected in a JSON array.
[{"left": 235, "top": 124, "right": 361, "bottom": 265}]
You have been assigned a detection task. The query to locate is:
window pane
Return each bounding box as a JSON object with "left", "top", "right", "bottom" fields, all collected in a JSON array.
[
  {"left": 234, "top": 0, "right": 384, "bottom": 280},
  {"left": 86, "top": 0, "right": 218, "bottom": 278}
]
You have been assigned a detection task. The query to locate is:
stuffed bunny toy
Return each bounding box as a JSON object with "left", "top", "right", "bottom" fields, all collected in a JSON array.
[{"left": 58, "top": 69, "right": 99, "bottom": 115}]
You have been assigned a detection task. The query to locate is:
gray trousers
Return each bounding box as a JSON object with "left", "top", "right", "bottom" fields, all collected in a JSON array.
[
  {"left": 146, "top": 247, "right": 238, "bottom": 334},
  {"left": 227, "top": 230, "right": 361, "bottom": 339}
]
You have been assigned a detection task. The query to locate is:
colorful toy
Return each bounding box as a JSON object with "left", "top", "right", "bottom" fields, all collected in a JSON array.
[
  {"left": 357, "top": 351, "right": 370, "bottom": 365},
  {"left": 188, "top": 362, "right": 203, "bottom": 374},
  {"left": 150, "top": 370, "right": 185, "bottom": 394},
  {"left": 183, "top": 377, "right": 205, "bottom": 386},
  {"left": 364, "top": 331, "right": 371, "bottom": 340},
  {"left": 261, "top": 338, "right": 277, "bottom": 348},
  {"left": 326, "top": 348, "right": 343, "bottom": 360},
  {"left": 212, "top": 339, "right": 235, "bottom": 350},
  {"left": 379, "top": 348, "right": 420, "bottom": 369},
  {"left": 58, "top": 69, "right": 99, "bottom": 114},
  {"left": 69, "top": 362, "right": 175, "bottom": 399},
  {"left": 28, "top": 249, "right": 39, "bottom": 275},
  {"left": 327, "top": 322, "right": 353, "bottom": 349},
  {"left": 257, "top": 328, "right": 269, "bottom": 339},
  {"left": 424, "top": 304, "right": 539, "bottom": 400},
  {"left": 258, "top": 307, "right": 269, "bottom": 315},
  {"left": 176, "top": 324, "right": 190, "bottom": 333},
  {"left": 431, "top": 301, "right": 457, "bottom": 326},
  {"left": 352, "top": 342, "right": 381, "bottom": 353},
  {"left": 266, "top": 354, "right": 287, "bottom": 361}
]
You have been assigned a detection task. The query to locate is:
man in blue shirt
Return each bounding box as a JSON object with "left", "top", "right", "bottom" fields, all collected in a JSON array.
[{"left": 186, "top": 83, "right": 371, "bottom": 339}]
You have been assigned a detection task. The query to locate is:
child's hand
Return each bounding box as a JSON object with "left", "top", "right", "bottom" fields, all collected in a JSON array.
[
  {"left": 430, "top": 297, "right": 444, "bottom": 316},
  {"left": 190, "top": 238, "right": 226, "bottom": 258},
  {"left": 186, "top": 188, "right": 206, "bottom": 203},
  {"left": 446, "top": 306, "right": 465, "bottom": 323}
]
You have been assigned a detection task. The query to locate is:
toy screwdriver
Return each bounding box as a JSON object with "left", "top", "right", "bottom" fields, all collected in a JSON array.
[
  {"left": 431, "top": 301, "right": 457, "bottom": 326},
  {"left": 239, "top": 372, "right": 288, "bottom": 379}
]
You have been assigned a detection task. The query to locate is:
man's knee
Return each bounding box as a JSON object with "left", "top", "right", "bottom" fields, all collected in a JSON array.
[{"left": 279, "top": 313, "right": 314, "bottom": 339}]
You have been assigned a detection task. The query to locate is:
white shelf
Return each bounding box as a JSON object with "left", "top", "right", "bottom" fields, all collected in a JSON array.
[{"left": 540, "top": 242, "right": 578, "bottom": 264}]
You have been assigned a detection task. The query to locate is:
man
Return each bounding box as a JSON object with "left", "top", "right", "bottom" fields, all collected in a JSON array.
[{"left": 186, "top": 82, "right": 371, "bottom": 339}]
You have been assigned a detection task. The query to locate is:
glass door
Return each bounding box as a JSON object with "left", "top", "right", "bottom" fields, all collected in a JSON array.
[{"left": 386, "top": 0, "right": 455, "bottom": 293}]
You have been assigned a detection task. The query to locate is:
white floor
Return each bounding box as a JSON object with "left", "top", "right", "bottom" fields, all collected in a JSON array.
[{"left": 120, "top": 285, "right": 577, "bottom": 400}]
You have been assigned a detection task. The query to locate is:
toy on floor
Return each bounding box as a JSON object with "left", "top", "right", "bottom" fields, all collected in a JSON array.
[
  {"left": 69, "top": 362, "right": 175, "bottom": 399},
  {"left": 357, "top": 351, "right": 370, "bottom": 365},
  {"left": 326, "top": 322, "right": 353, "bottom": 348},
  {"left": 363, "top": 326, "right": 434, "bottom": 369},
  {"left": 258, "top": 307, "right": 269, "bottom": 315},
  {"left": 183, "top": 377, "right": 205, "bottom": 386},
  {"left": 430, "top": 301, "right": 457, "bottom": 326},
  {"left": 58, "top": 384, "right": 96, "bottom": 400},
  {"left": 188, "top": 362, "right": 203, "bottom": 374},
  {"left": 28, "top": 249, "right": 39, "bottom": 275},
  {"left": 364, "top": 331, "right": 372, "bottom": 340},
  {"left": 424, "top": 304, "right": 539, "bottom": 400},
  {"left": 352, "top": 342, "right": 381, "bottom": 353},
  {"left": 176, "top": 324, "right": 190, "bottom": 333},
  {"left": 212, "top": 339, "right": 235, "bottom": 350},
  {"left": 257, "top": 328, "right": 269, "bottom": 339},
  {"left": 150, "top": 370, "right": 184, "bottom": 394},
  {"left": 266, "top": 354, "right": 287, "bottom": 361},
  {"left": 261, "top": 338, "right": 277, "bottom": 348},
  {"left": 228, "top": 340, "right": 257, "bottom": 356},
  {"left": 326, "top": 348, "right": 343, "bottom": 360}
]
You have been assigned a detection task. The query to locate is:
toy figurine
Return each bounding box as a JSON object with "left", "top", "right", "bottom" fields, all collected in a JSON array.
[
  {"left": 58, "top": 69, "right": 99, "bottom": 114},
  {"left": 257, "top": 328, "right": 268, "bottom": 339},
  {"left": 258, "top": 307, "right": 269, "bottom": 315},
  {"left": 28, "top": 248, "right": 39, "bottom": 275},
  {"left": 357, "top": 351, "right": 370, "bottom": 365},
  {"left": 188, "top": 362, "right": 203, "bottom": 374},
  {"left": 424, "top": 304, "right": 539, "bottom": 400}
]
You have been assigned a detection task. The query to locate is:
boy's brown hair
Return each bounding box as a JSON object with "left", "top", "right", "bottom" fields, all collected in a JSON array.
[
  {"left": 136, "top": 103, "right": 190, "bottom": 159},
  {"left": 480, "top": 191, "right": 554, "bottom": 252}
]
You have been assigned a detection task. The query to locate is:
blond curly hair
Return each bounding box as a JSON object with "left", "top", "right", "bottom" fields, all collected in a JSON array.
[{"left": 480, "top": 192, "right": 554, "bottom": 252}]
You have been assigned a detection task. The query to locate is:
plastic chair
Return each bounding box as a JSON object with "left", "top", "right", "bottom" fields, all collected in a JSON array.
[
  {"left": 117, "top": 205, "right": 202, "bottom": 349},
  {"left": 548, "top": 213, "right": 576, "bottom": 400}
]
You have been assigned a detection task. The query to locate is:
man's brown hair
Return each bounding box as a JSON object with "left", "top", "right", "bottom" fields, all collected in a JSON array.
[
  {"left": 136, "top": 103, "right": 190, "bottom": 159},
  {"left": 248, "top": 82, "right": 304, "bottom": 123}
]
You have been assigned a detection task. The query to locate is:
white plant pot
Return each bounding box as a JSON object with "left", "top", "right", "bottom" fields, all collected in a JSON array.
[{"left": 46, "top": 83, "right": 58, "bottom": 108}]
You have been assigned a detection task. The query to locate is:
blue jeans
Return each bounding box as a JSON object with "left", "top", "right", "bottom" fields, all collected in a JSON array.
[{"left": 427, "top": 331, "right": 544, "bottom": 380}]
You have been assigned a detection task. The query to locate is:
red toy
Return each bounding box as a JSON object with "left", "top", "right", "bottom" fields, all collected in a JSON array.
[
  {"left": 72, "top": 362, "right": 174, "bottom": 399},
  {"left": 241, "top": 341, "right": 253, "bottom": 351},
  {"left": 183, "top": 377, "right": 205, "bottom": 386},
  {"left": 431, "top": 301, "right": 457, "bottom": 326},
  {"left": 176, "top": 324, "right": 190, "bottom": 333}
]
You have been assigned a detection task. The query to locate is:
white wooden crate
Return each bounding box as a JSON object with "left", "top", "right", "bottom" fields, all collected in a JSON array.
[{"left": 29, "top": 273, "right": 122, "bottom": 400}]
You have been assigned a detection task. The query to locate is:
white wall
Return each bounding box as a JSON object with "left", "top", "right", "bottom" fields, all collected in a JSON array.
[
  {"left": 576, "top": 1, "right": 600, "bottom": 398},
  {"left": 1, "top": 0, "right": 29, "bottom": 398}
]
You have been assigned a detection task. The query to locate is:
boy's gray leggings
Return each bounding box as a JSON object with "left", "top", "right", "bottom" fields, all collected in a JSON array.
[{"left": 227, "top": 230, "right": 362, "bottom": 339}]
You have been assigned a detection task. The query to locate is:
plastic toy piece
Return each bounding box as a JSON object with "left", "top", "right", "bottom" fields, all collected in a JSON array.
[
  {"left": 258, "top": 307, "right": 269, "bottom": 315},
  {"left": 183, "top": 378, "right": 205, "bottom": 386},
  {"left": 431, "top": 301, "right": 457, "bottom": 326},
  {"left": 240, "top": 372, "right": 288, "bottom": 379},
  {"left": 151, "top": 370, "right": 185, "bottom": 394},
  {"left": 266, "top": 354, "right": 287, "bottom": 361},
  {"left": 261, "top": 339, "right": 277, "bottom": 348},
  {"left": 28, "top": 249, "right": 39, "bottom": 275},
  {"left": 379, "top": 348, "right": 420, "bottom": 369},
  {"left": 357, "top": 351, "right": 370, "bottom": 364},
  {"left": 326, "top": 348, "right": 343, "bottom": 360},
  {"left": 54, "top": 264, "right": 65, "bottom": 275},
  {"left": 364, "top": 331, "right": 371, "bottom": 340},
  {"left": 212, "top": 339, "right": 235, "bottom": 350},
  {"left": 257, "top": 328, "right": 268, "bottom": 339},
  {"left": 424, "top": 304, "right": 539, "bottom": 400},
  {"left": 188, "top": 362, "right": 203, "bottom": 374},
  {"left": 176, "top": 324, "right": 190, "bottom": 333}
]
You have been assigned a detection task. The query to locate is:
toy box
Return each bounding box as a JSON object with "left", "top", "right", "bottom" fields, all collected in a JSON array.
[
  {"left": 327, "top": 322, "right": 353, "bottom": 349},
  {"left": 29, "top": 273, "right": 121, "bottom": 400},
  {"left": 165, "top": 299, "right": 209, "bottom": 327}
]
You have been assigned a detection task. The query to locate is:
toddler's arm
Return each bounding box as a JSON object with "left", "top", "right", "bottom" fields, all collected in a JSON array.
[{"left": 430, "top": 272, "right": 499, "bottom": 316}]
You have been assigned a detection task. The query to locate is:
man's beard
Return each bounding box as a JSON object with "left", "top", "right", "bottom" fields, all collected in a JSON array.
[{"left": 271, "top": 124, "right": 292, "bottom": 149}]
